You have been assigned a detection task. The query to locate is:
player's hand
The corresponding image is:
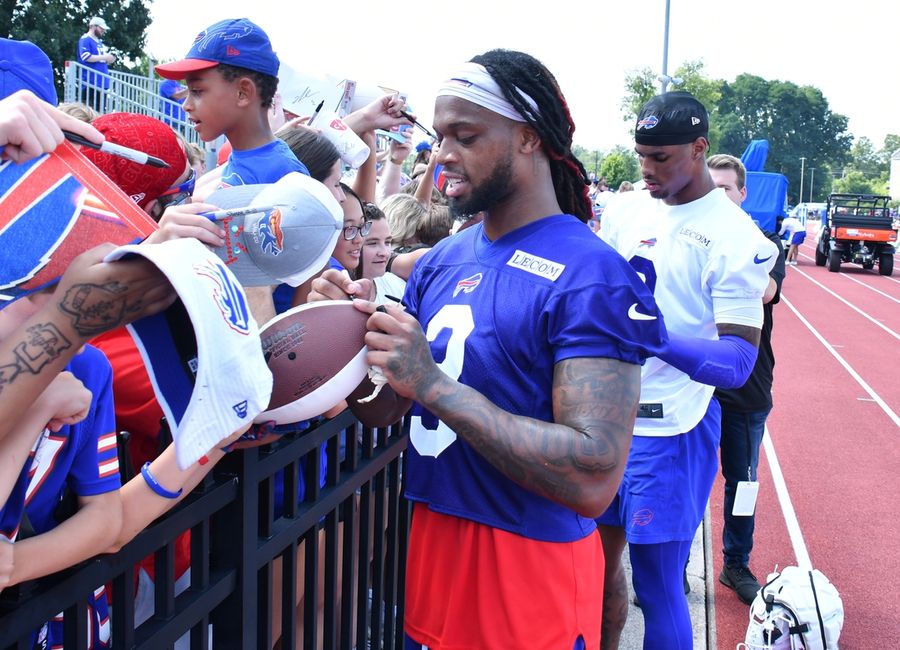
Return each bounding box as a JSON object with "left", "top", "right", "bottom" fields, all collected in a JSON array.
[
  {"left": 0, "top": 90, "right": 104, "bottom": 164},
  {"left": 308, "top": 269, "right": 375, "bottom": 303},
  {"left": 37, "top": 370, "right": 93, "bottom": 432},
  {"left": 0, "top": 538, "right": 13, "bottom": 595},
  {"left": 49, "top": 243, "right": 177, "bottom": 339},
  {"left": 353, "top": 301, "right": 439, "bottom": 402},
  {"left": 144, "top": 202, "right": 226, "bottom": 248}
]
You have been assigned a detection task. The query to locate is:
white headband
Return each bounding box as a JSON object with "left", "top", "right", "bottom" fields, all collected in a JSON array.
[{"left": 437, "top": 62, "right": 540, "bottom": 122}]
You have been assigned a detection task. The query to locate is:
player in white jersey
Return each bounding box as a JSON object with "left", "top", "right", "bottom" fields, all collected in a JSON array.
[{"left": 596, "top": 91, "right": 778, "bottom": 649}]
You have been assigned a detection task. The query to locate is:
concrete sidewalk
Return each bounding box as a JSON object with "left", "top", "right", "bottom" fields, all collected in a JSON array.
[{"left": 617, "top": 508, "right": 716, "bottom": 649}]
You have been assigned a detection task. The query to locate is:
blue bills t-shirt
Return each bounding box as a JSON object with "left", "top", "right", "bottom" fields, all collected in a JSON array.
[{"left": 219, "top": 139, "right": 309, "bottom": 187}]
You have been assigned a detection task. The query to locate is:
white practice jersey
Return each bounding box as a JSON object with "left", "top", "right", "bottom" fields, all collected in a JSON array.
[{"left": 601, "top": 188, "right": 778, "bottom": 436}]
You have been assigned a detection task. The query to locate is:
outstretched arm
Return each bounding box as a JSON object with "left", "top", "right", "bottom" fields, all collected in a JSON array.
[
  {"left": 0, "top": 245, "right": 175, "bottom": 443},
  {"left": 657, "top": 322, "right": 761, "bottom": 389}
]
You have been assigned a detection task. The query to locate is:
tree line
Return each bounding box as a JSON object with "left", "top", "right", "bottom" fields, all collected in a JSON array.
[
  {"left": 4, "top": 6, "right": 895, "bottom": 205},
  {"left": 576, "top": 61, "right": 896, "bottom": 205}
]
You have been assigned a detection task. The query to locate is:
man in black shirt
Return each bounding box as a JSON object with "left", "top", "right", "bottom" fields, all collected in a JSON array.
[{"left": 707, "top": 154, "right": 786, "bottom": 605}]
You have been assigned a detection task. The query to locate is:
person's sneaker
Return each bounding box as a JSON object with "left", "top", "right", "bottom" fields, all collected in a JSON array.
[
  {"left": 633, "top": 568, "right": 690, "bottom": 607},
  {"left": 719, "top": 564, "right": 762, "bottom": 605}
]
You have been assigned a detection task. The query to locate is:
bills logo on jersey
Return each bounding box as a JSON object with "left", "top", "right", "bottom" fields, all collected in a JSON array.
[
  {"left": 639, "top": 237, "right": 657, "bottom": 248},
  {"left": 637, "top": 115, "right": 659, "bottom": 130},
  {"left": 255, "top": 208, "right": 284, "bottom": 256},
  {"left": 193, "top": 260, "right": 252, "bottom": 334},
  {"left": 453, "top": 272, "right": 483, "bottom": 297}
]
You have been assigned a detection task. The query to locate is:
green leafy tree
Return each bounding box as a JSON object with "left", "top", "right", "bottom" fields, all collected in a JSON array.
[
  {"left": 572, "top": 144, "right": 605, "bottom": 179},
  {"left": 846, "top": 137, "right": 881, "bottom": 178},
  {"left": 832, "top": 170, "right": 881, "bottom": 195},
  {"left": 621, "top": 60, "right": 722, "bottom": 121},
  {"left": 877, "top": 134, "right": 900, "bottom": 167},
  {"left": 715, "top": 75, "right": 852, "bottom": 198},
  {"left": 599, "top": 146, "right": 640, "bottom": 189},
  {"left": 2, "top": 0, "right": 152, "bottom": 100}
]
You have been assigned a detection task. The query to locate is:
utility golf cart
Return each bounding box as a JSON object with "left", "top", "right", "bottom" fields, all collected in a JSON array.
[{"left": 815, "top": 193, "right": 897, "bottom": 275}]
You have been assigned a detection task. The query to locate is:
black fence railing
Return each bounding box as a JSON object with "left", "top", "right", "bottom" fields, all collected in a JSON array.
[{"left": 0, "top": 410, "right": 411, "bottom": 649}]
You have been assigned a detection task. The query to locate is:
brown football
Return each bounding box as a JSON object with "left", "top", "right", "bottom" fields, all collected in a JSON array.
[{"left": 255, "top": 300, "right": 370, "bottom": 424}]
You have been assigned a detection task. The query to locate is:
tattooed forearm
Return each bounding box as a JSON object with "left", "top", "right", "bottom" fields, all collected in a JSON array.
[
  {"left": 57, "top": 282, "right": 142, "bottom": 337},
  {"left": 0, "top": 323, "right": 73, "bottom": 394},
  {"left": 422, "top": 357, "right": 641, "bottom": 516}
]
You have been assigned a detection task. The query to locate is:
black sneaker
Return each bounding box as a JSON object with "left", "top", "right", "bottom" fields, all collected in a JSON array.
[
  {"left": 719, "top": 564, "right": 761, "bottom": 605},
  {"left": 633, "top": 568, "right": 690, "bottom": 607}
]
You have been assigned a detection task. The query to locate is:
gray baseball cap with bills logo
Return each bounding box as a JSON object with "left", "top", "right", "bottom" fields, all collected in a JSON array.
[{"left": 207, "top": 172, "right": 342, "bottom": 287}]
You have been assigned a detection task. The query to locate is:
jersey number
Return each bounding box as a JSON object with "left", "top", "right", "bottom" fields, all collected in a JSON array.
[
  {"left": 409, "top": 304, "right": 474, "bottom": 458},
  {"left": 628, "top": 255, "right": 657, "bottom": 294}
]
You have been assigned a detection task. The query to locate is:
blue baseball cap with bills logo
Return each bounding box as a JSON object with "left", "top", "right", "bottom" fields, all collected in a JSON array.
[{"left": 155, "top": 18, "right": 279, "bottom": 80}]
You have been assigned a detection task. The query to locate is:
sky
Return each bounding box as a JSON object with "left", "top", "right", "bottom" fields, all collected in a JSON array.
[{"left": 146, "top": 0, "right": 899, "bottom": 154}]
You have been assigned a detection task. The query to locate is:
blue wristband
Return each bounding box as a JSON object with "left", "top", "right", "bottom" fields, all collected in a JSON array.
[{"left": 140, "top": 462, "right": 183, "bottom": 499}]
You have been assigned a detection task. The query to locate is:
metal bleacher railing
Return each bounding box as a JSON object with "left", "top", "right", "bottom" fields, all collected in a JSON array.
[
  {"left": 62, "top": 61, "right": 222, "bottom": 168},
  {"left": 0, "top": 410, "right": 412, "bottom": 649}
]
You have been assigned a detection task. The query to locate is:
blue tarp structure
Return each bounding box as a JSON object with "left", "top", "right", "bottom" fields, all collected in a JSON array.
[
  {"left": 741, "top": 139, "right": 769, "bottom": 172},
  {"left": 739, "top": 139, "right": 788, "bottom": 232}
]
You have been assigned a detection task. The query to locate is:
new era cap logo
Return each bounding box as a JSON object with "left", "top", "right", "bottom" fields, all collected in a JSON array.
[
  {"left": 233, "top": 400, "right": 249, "bottom": 418},
  {"left": 226, "top": 45, "right": 240, "bottom": 56},
  {"left": 691, "top": 117, "right": 701, "bottom": 125},
  {"left": 330, "top": 119, "right": 347, "bottom": 131}
]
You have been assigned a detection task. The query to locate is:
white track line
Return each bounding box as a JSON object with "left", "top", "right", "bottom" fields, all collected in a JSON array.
[
  {"left": 787, "top": 267, "right": 900, "bottom": 341},
  {"left": 781, "top": 295, "right": 900, "bottom": 428},
  {"left": 837, "top": 272, "right": 900, "bottom": 304},
  {"left": 762, "top": 427, "right": 811, "bottom": 570}
]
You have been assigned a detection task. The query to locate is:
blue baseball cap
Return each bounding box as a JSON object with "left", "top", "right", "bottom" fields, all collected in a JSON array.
[
  {"left": 155, "top": 18, "right": 279, "bottom": 80},
  {"left": 0, "top": 38, "right": 57, "bottom": 104},
  {"left": 415, "top": 141, "right": 432, "bottom": 153}
]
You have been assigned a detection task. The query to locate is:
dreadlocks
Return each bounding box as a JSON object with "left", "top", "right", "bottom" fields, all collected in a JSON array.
[{"left": 470, "top": 49, "right": 592, "bottom": 222}]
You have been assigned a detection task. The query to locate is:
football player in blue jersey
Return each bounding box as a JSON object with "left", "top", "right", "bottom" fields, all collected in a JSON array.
[
  {"left": 309, "top": 49, "right": 667, "bottom": 650},
  {"left": 596, "top": 93, "right": 778, "bottom": 648}
]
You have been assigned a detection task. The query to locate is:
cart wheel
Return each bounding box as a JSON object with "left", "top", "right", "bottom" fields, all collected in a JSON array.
[{"left": 828, "top": 249, "right": 842, "bottom": 272}]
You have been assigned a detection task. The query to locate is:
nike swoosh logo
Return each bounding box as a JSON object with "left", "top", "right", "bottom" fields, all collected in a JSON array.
[
  {"left": 754, "top": 254, "right": 773, "bottom": 264},
  {"left": 628, "top": 303, "right": 657, "bottom": 321}
]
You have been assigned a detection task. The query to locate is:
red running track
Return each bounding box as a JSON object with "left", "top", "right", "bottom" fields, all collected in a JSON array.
[{"left": 711, "top": 234, "right": 900, "bottom": 648}]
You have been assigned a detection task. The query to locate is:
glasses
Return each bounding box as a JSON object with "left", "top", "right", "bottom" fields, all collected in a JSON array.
[
  {"left": 342, "top": 220, "right": 372, "bottom": 241},
  {"left": 157, "top": 168, "right": 196, "bottom": 210}
]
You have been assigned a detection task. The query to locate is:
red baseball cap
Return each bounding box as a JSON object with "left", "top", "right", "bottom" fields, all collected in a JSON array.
[{"left": 82, "top": 113, "right": 187, "bottom": 208}]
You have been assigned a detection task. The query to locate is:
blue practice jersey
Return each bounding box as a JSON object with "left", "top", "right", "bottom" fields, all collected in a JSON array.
[
  {"left": 219, "top": 139, "right": 309, "bottom": 188},
  {"left": 403, "top": 214, "right": 667, "bottom": 542},
  {"left": 78, "top": 34, "right": 110, "bottom": 89},
  {"left": 0, "top": 345, "right": 120, "bottom": 540}
]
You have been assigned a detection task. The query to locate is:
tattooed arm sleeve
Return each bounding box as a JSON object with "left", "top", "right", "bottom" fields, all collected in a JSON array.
[{"left": 417, "top": 356, "right": 640, "bottom": 518}]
